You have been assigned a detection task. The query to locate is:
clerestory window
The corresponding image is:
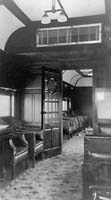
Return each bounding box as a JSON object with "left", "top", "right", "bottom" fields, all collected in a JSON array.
[{"left": 36, "top": 23, "right": 102, "bottom": 47}]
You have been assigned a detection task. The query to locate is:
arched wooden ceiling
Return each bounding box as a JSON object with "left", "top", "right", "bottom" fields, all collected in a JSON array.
[
  {"left": 0, "top": 0, "right": 105, "bottom": 50},
  {"left": 63, "top": 69, "right": 93, "bottom": 87},
  {"left": 0, "top": 0, "right": 108, "bottom": 88}
]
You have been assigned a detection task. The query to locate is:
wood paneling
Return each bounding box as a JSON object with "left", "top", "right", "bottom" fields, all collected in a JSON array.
[
  {"left": 1, "top": 3, "right": 111, "bottom": 136},
  {"left": 4, "top": 13, "right": 107, "bottom": 72},
  {"left": 71, "top": 87, "right": 92, "bottom": 126}
]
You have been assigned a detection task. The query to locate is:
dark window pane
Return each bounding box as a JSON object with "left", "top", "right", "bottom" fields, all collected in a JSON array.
[
  {"left": 58, "top": 29, "right": 67, "bottom": 43},
  {"left": 67, "top": 29, "right": 71, "bottom": 43},
  {"left": 79, "top": 27, "right": 89, "bottom": 42},
  {"left": 71, "top": 28, "right": 78, "bottom": 42},
  {"left": 48, "top": 29, "right": 57, "bottom": 44},
  {"left": 43, "top": 30, "right": 47, "bottom": 44},
  {"left": 38, "top": 31, "right": 43, "bottom": 45}
]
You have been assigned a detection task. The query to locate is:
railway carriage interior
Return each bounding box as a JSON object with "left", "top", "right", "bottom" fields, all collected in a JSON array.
[{"left": 0, "top": 0, "right": 111, "bottom": 199}]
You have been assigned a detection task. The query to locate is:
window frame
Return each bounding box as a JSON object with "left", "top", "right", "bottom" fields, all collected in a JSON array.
[{"left": 36, "top": 23, "right": 102, "bottom": 47}]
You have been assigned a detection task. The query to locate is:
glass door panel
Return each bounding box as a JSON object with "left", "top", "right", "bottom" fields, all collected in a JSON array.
[{"left": 42, "top": 69, "right": 62, "bottom": 157}]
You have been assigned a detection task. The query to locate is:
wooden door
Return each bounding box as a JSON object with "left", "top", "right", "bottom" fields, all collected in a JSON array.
[{"left": 42, "top": 68, "right": 62, "bottom": 158}]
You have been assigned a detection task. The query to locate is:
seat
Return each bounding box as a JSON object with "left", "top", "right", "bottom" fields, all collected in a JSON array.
[
  {"left": 84, "top": 135, "right": 111, "bottom": 163},
  {"left": 82, "top": 162, "right": 111, "bottom": 200},
  {"left": 0, "top": 116, "right": 44, "bottom": 168},
  {"left": 24, "top": 129, "right": 44, "bottom": 168},
  {"left": 9, "top": 133, "right": 29, "bottom": 179},
  {"left": 83, "top": 133, "right": 111, "bottom": 200},
  {"left": 89, "top": 184, "right": 111, "bottom": 200},
  {"left": 0, "top": 117, "right": 29, "bottom": 179}
]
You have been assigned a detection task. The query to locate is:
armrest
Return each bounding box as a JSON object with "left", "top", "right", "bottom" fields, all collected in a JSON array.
[
  {"left": 88, "top": 151, "right": 111, "bottom": 160},
  {"left": 15, "top": 127, "right": 43, "bottom": 139},
  {"left": 25, "top": 131, "right": 43, "bottom": 145},
  {"left": 9, "top": 138, "right": 16, "bottom": 156}
]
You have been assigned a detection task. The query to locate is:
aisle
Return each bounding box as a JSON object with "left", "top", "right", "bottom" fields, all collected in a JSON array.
[{"left": 1, "top": 132, "right": 84, "bottom": 200}]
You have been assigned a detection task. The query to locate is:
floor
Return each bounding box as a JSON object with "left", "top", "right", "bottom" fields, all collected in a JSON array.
[{"left": 0, "top": 132, "right": 85, "bottom": 200}]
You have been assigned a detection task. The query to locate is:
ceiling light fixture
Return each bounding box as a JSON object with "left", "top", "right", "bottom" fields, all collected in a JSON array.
[{"left": 41, "top": 0, "right": 68, "bottom": 24}]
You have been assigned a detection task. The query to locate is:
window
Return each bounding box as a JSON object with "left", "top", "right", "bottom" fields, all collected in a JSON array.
[
  {"left": 0, "top": 94, "right": 14, "bottom": 117},
  {"left": 63, "top": 100, "right": 68, "bottom": 111},
  {"left": 23, "top": 91, "right": 41, "bottom": 126},
  {"left": 36, "top": 23, "right": 102, "bottom": 47},
  {"left": 58, "top": 28, "right": 67, "bottom": 43},
  {"left": 44, "top": 92, "right": 60, "bottom": 124},
  {"left": 48, "top": 29, "right": 57, "bottom": 44},
  {"left": 71, "top": 27, "right": 78, "bottom": 43},
  {"left": 79, "top": 27, "right": 89, "bottom": 42}
]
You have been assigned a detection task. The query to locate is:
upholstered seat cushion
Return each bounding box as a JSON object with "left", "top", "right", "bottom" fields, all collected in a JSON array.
[
  {"left": 16, "top": 146, "right": 28, "bottom": 155},
  {"left": 35, "top": 140, "right": 43, "bottom": 145},
  {"left": 35, "top": 141, "right": 43, "bottom": 154}
]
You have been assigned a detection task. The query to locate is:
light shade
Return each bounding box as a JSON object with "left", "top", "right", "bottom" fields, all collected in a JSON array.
[
  {"left": 57, "top": 10, "right": 67, "bottom": 22},
  {"left": 41, "top": 0, "right": 68, "bottom": 24},
  {"left": 41, "top": 12, "right": 51, "bottom": 24}
]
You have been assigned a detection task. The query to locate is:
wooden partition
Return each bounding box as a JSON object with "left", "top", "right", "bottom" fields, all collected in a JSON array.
[
  {"left": 42, "top": 68, "right": 62, "bottom": 157},
  {"left": 20, "top": 67, "right": 62, "bottom": 158}
]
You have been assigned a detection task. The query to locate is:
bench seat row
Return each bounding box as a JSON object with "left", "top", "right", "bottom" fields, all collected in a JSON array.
[{"left": 63, "top": 111, "right": 88, "bottom": 139}]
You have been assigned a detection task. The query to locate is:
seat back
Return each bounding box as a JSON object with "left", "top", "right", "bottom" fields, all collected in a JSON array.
[
  {"left": 99, "top": 123, "right": 111, "bottom": 136},
  {"left": 84, "top": 135, "right": 111, "bottom": 161}
]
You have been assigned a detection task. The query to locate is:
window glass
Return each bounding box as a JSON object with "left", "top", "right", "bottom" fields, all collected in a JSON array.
[
  {"left": 58, "top": 29, "right": 67, "bottom": 43},
  {"left": 0, "top": 95, "right": 12, "bottom": 116},
  {"left": 90, "top": 26, "right": 99, "bottom": 41},
  {"left": 43, "top": 30, "right": 47, "bottom": 44},
  {"left": 24, "top": 94, "right": 33, "bottom": 122},
  {"left": 79, "top": 27, "right": 89, "bottom": 42},
  {"left": 71, "top": 27, "right": 78, "bottom": 42},
  {"left": 63, "top": 100, "right": 67, "bottom": 111},
  {"left": 48, "top": 29, "right": 57, "bottom": 44},
  {"left": 38, "top": 30, "right": 43, "bottom": 45}
]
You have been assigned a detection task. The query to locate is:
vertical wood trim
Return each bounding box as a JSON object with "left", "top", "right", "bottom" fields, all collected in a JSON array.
[
  {"left": 104, "top": 0, "right": 111, "bottom": 24},
  {"left": 14, "top": 91, "right": 22, "bottom": 120},
  {"left": 60, "top": 71, "right": 63, "bottom": 153},
  {"left": 21, "top": 94, "right": 24, "bottom": 121},
  {"left": 33, "top": 92, "right": 35, "bottom": 124},
  {"left": 104, "top": 0, "right": 111, "bottom": 48},
  {"left": 41, "top": 69, "right": 45, "bottom": 129},
  {"left": 32, "top": 93, "right": 34, "bottom": 124},
  {"left": 92, "top": 68, "right": 98, "bottom": 135},
  {"left": 10, "top": 94, "right": 12, "bottom": 116}
]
